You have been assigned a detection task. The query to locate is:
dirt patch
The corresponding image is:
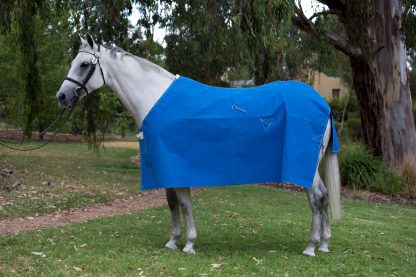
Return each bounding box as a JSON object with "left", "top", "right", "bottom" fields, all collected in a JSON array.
[
  {"left": 342, "top": 187, "right": 416, "bottom": 206},
  {"left": 263, "top": 183, "right": 416, "bottom": 206},
  {"left": 102, "top": 141, "right": 138, "bottom": 149},
  {"left": 0, "top": 188, "right": 202, "bottom": 236}
]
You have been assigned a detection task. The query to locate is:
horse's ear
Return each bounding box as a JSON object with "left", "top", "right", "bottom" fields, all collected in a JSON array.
[
  {"left": 78, "top": 34, "right": 87, "bottom": 46},
  {"left": 86, "top": 33, "right": 95, "bottom": 48}
]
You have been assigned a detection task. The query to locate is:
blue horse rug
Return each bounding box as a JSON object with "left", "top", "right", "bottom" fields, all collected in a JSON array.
[{"left": 139, "top": 76, "right": 339, "bottom": 190}]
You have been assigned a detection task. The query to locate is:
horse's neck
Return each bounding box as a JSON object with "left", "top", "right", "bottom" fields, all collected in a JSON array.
[{"left": 102, "top": 51, "right": 176, "bottom": 126}]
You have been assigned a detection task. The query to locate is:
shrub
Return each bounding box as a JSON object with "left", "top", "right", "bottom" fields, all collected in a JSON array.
[
  {"left": 343, "top": 118, "right": 362, "bottom": 141},
  {"left": 339, "top": 143, "right": 404, "bottom": 196}
]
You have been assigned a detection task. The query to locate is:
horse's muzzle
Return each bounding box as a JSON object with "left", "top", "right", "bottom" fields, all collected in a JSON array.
[{"left": 57, "top": 92, "right": 67, "bottom": 106}]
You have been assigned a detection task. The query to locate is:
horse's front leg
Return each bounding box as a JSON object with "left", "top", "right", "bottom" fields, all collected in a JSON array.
[
  {"left": 165, "top": 188, "right": 182, "bottom": 250},
  {"left": 174, "top": 187, "right": 197, "bottom": 254}
]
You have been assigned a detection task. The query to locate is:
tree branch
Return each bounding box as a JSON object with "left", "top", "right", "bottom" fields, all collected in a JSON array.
[
  {"left": 308, "top": 9, "right": 342, "bottom": 21},
  {"left": 292, "top": 5, "right": 362, "bottom": 58},
  {"left": 315, "top": 0, "right": 345, "bottom": 12}
]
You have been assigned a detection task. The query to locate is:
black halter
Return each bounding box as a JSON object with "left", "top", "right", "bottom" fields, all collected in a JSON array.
[{"left": 65, "top": 44, "right": 106, "bottom": 97}]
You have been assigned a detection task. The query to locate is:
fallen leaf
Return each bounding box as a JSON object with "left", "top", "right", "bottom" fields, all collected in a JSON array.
[
  {"left": 73, "top": 266, "right": 82, "bottom": 272},
  {"left": 253, "top": 257, "right": 263, "bottom": 265},
  {"left": 31, "top": 252, "right": 46, "bottom": 258},
  {"left": 211, "top": 263, "right": 223, "bottom": 269}
]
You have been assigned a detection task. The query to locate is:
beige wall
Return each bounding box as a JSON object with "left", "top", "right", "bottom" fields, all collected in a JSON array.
[{"left": 311, "top": 71, "right": 348, "bottom": 100}]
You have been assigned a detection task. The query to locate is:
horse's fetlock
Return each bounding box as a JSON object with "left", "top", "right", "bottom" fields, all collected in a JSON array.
[
  {"left": 321, "top": 232, "right": 331, "bottom": 242},
  {"left": 309, "top": 235, "right": 320, "bottom": 245},
  {"left": 187, "top": 232, "right": 197, "bottom": 243}
]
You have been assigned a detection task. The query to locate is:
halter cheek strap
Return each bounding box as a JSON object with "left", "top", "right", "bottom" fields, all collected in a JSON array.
[{"left": 65, "top": 44, "right": 106, "bottom": 97}]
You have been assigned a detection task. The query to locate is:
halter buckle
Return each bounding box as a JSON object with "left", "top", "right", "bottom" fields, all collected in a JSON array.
[{"left": 92, "top": 57, "right": 98, "bottom": 64}]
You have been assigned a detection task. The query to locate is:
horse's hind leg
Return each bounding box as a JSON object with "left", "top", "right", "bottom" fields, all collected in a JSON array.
[
  {"left": 318, "top": 179, "right": 331, "bottom": 253},
  {"left": 165, "top": 188, "right": 182, "bottom": 250},
  {"left": 174, "top": 187, "right": 197, "bottom": 254},
  {"left": 303, "top": 173, "right": 331, "bottom": 256}
]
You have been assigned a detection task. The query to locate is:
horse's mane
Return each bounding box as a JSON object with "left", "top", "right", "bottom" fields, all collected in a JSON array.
[{"left": 101, "top": 44, "right": 174, "bottom": 79}]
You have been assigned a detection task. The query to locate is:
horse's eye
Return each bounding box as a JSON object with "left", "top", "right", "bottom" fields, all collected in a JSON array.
[{"left": 80, "top": 62, "right": 89, "bottom": 68}]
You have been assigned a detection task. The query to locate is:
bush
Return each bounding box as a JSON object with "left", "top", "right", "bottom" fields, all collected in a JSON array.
[
  {"left": 340, "top": 143, "right": 404, "bottom": 196},
  {"left": 342, "top": 118, "right": 362, "bottom": 141},
  {"left": 328, "top": 93, "right": 359, "bottom": 122}
]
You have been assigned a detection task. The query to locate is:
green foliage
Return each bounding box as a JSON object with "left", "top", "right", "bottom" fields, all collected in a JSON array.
[
  {"left": 152, "top": 0, "right": 294, "bottom": 85},
  {"left": 0, "top": 0, "right": 69, "bottom": 136},
  {"left": 328, "top": 93, "right": 361, "bottom": 142},
  {"left": 328, "top": 94, "right": 358, "bottom": 122},
  {"left": 343, "top": 117, "right": 362, "bottom": 141},
  {"left": 403, "top": 1, "right": 416, "bottom": 50},
  {"left": 164, "top": 0, "right": 240, "bottom": 85},
  {"left": 340, "top": 143, "right": 404, "bottom": 196}
]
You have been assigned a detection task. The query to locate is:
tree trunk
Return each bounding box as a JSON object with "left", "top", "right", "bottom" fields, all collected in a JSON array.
[
  {"left": 292, "top": 0, "right": 416, "bottom": 167},
  {"left": 349, "top": 0, "right": 416, "bottom": 166},
  {"left": 18, "top": 0, "right": 44, "bottom": 139},
  {"left": 254, "top": 47, "right": 271, "bottom": 85}
]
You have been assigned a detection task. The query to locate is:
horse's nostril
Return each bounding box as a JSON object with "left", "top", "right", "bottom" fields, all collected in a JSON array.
[{"left": 58, "top": 93, "right": 66, "bottom": 101}]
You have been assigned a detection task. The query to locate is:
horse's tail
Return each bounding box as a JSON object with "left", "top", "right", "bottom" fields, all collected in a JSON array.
[{"left": 325, "top": 141, "right": 342, "bottom": 220}]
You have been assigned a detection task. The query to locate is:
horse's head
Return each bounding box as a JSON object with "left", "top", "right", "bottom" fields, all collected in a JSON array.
[{"left": 56, "top": 34, "right": 105, "bottom": 107}]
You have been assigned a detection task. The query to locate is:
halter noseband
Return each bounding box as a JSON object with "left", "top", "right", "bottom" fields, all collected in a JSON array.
[{"left": 65, "top": 44, "right": 106, "bottom": 97}]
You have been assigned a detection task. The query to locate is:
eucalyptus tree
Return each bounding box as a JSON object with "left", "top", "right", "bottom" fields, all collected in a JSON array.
[
  {"left": 138, "top": 0, "right": 293, "bottom": 85},
  {"left": 292, "top": 0, "right": 416, "bottom": 166},
  {"left": 163, "top": 0, "right": 239, "bottom": 85}
]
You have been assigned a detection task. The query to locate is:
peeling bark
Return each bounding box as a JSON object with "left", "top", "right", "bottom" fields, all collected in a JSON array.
[
  {"left": 349, "top": 0, "right": 416, "bottom": 165},
  {"left": 293, "top": 0, "right": 416, "bottom": 166}
]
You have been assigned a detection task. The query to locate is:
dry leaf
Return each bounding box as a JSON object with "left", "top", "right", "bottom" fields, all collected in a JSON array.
[
  {"left": 31, "top": 252, "right": 46, "bottom": 258},
  {"left": 252, "top": 257, "right": 263, "bottom": 265},
  {"left": 211, "top": 263, "right": 223, "bottom": 269},
  {"left": 73, "top": 266, "right": 82, "bottom": 272}
]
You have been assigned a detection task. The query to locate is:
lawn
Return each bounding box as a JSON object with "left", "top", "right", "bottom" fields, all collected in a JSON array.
[
  {"left": 0, "top": 142, "right": 140, "bottom": 217},
  {"left": 1, "top": 185, "right": 415, "bottom": 276}
]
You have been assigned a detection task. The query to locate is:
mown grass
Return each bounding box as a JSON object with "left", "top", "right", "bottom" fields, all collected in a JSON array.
[
  {"left": 1, "top": 186, "right": 415, "bottom": 276},
  {"left": 0, "top": 142, "right": 140, "bottom": 217}
]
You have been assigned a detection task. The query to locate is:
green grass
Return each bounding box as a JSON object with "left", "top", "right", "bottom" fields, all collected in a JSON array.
[
  {"left": 0, "top": 142, "right": 140, "bottom": 217},
  {"left": 1, "top": 186, "right": 415, "bottom": 276}
]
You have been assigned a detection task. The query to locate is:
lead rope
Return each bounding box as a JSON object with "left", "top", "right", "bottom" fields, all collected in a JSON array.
[
  {"left": 0, "top": 99, "right": 78, "bottom": 151},
  {"left": 1, "top": 44, "right": 105, "bottom": 151},
  {"left": 0, "top": 108, "right": 66, "bottom": 145}
]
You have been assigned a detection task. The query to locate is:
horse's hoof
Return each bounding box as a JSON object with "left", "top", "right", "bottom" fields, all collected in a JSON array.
[
  {"left": 318, "top": 245, "right": 330, "bottom": 253},
  {"left": 182, "top": 247, "right": 196, "bottom": 254},
  {"left": 165, "top": 241, "right": 178, "bottom": 250},
  {"left": 302, "top": 248, "right": 316, "bottom": 257}
]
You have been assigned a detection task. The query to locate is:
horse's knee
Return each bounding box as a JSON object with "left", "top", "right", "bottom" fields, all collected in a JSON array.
[
  {"left": 179, "top": 201, "right": 193, "bottom": 215},
  {"left": 175, "top": 188, "right": 193, "bottom": 214}
]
